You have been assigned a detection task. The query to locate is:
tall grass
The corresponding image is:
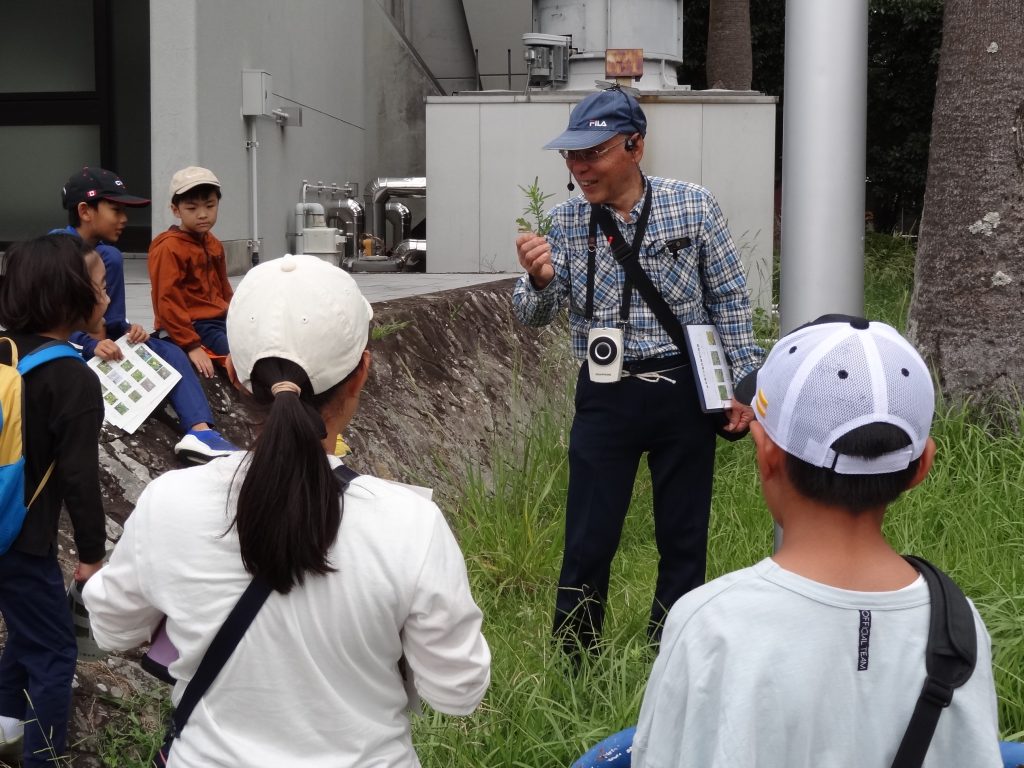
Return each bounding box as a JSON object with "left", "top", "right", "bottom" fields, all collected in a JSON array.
[{"left": 864, "top": 232, "right": 916, "bottom": 327}]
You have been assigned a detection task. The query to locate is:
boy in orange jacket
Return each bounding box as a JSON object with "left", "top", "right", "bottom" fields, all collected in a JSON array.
[{"left": 149, "top": 166, "right": 233, "bottom": 379}]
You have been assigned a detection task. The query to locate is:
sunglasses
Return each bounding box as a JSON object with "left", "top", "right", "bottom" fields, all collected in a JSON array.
[{"left": 558, "top": 139, "right": 628, "bottom": 163}]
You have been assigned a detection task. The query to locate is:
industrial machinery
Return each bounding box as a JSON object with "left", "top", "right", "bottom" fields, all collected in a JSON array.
[{"left": 293, "top": 177, "right": 426, "bottom": 272}]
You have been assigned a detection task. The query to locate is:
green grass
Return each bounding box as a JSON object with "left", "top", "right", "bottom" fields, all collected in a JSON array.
[
  {"left": 864, "top": 231, "right": 916, "bottom": 327},
  {"left": 371, "top": 319, "right": 412, "bottom": 341},
  {"left": 95, "top": 234, "right": 1023, "bottom": 764},
  {"left": 93, "top": 690, "right": 170, "bottom": 766}
]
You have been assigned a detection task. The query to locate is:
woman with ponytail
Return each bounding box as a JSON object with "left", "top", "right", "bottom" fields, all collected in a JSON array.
[{"left": 83, "top": 255, "right": 490, "bottom": 767}]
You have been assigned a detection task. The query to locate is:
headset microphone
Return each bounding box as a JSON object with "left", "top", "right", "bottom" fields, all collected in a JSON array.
[{"left": 567, "top": 180, "right": 575, "bottom": 192}]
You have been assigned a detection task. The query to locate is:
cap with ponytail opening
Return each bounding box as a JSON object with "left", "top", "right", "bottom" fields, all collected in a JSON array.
[{"left": 227, "top": 254, "right": 374, "bottom": 395}]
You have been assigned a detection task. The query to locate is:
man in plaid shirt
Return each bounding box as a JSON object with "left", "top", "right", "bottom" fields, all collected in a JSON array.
[{"left": 513, "top": 87, "right": 764, "bottom": 658}]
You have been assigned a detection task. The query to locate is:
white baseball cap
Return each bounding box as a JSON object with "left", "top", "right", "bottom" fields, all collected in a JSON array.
[
  {"left": 169, "top": 166, "right": 220, "bottom": 198},
  {"left": 227, "top": 254, "right": 374, "bottom": 395},
  {"left": 735, "top": 315, "right": 934, "bottom": 475}
]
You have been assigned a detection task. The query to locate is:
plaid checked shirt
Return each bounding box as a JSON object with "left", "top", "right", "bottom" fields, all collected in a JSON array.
[{"left": 512, "top": 176, "right": 764, "bottom": 383}]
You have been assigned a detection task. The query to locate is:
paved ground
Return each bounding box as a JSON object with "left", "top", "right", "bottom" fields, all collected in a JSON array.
[{"left": 123, "top": 257, "right": 519, "bottom": 331}]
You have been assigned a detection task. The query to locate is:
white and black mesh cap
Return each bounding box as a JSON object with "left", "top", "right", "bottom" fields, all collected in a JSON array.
[{"left": 735, "top": 316, "right": 934, "bottom": 475}]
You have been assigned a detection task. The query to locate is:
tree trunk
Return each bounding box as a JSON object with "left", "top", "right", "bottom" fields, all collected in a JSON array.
[
  {"left": 907, "top": 0, "right": 1024, "bottom": 406},
  {"left": 707, "top": 0, "right": 752, "bottom": 90}
]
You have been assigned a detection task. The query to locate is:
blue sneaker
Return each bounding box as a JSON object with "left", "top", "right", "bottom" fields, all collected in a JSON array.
[{"left": 174, "top": 429, "right": 238, "bottom": 463}]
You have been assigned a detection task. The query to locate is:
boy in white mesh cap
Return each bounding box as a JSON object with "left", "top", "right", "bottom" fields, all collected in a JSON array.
[{"left": 632, "top": 315, "right": 1002, "bottom": 768}]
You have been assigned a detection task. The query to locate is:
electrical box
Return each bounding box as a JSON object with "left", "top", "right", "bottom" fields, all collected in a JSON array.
[
  {"left": 302, "top": 227, "right": 345, "bottom": 254},
  {"left": 522, "top": 33, "right": 570, "bottom": 87},
  {"left": 241, "top": 70, "right": 272, "bottom": 116}
]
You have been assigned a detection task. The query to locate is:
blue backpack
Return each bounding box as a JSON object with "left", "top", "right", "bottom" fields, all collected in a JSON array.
[{"left": 0, "top": 337, "right": 84, "bottom": 555}]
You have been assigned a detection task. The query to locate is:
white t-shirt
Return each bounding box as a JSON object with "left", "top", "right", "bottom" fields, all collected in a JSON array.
[
  {"left": 633, "top": 558, "right": 1002, "bottom": 768},
  {"left": 83, "top": 454, "right": 491, "bottom": 768}
]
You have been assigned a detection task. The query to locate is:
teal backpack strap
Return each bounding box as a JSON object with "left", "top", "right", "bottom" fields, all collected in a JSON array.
[
  {"left": 15, "top": 341, "right": 84, "bottom": 508},
  {"left": 17, "top": 340, "right": 83, "bottom": 375}
]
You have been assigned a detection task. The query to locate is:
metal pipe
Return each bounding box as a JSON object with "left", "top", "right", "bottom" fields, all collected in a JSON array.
[
  {"left": 300, "top": 179, "right": 327, "bottom": 206},
  {"left": 384, "top": 201, "right": 411, "bottom": 245},
  {"left": 776, "top": 0, "right": 868, "bottom": 552},
  {"left": 394, "top": 238, "right": 427, "bottom": 271},
  {"left": 325, "top": 197, "right": 364, "bottom": 262},
  {"left": 363, "top": 177, "right": 426, "bottom": 248},
  {"left": 294, "top": 202, "right": 325, "bottom": 255},
  {"left": 780, "top": 0, "right": 867, "bottom": 335},
  {"left": 246, "top": 117, "right": 260, "bottom": 266}
]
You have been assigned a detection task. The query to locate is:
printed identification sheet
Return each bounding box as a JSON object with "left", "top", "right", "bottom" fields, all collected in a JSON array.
[
  {"left": 88, "top": 335, "right": 181, "bottom": 434},
  {"left": 684, "top": 324, "right": 734, "bottom": 412}
]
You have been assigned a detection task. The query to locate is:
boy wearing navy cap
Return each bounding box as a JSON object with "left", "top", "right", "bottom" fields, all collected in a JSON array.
[
  {"left": 53, "top": 167, "right": 237, "bottom": 463},
  {"left": 632, "top": 316, "right": 1002, "bottom": 767}
]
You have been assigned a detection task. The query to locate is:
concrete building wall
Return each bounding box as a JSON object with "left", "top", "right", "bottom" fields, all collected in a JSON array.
[
  {"left": 463, "top": 0, "right": 532, "bottom": 91},
  {"left": 403, "top": 0, "right": 479, "bottom": 94},
  {"left": 150, "top": 0, "right": 453, "bottom": 269}
]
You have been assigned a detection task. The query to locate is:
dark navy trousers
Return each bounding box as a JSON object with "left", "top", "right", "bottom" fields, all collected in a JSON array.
[
  {"left": 193, "top": 318, "right": 229, "bottom": 356},
  {"left": 554, "top": 360, "right": 718, "bottom": 651},
  {"left": 0, "top": 549, "right": 77, "bottom": 767},
  {"left": 146, "top": 336, "right": 215, "bottom": 431}
]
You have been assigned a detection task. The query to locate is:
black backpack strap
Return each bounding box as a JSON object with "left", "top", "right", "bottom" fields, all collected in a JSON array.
[
  {"left": 890, "top": 555, "right": 978, "bottom": 768},
  {"left": 170, "top": 575, "right": 272, "bottom": 738},
  {"left": 168, "top": 464, "right": 360, "bottom": 741},
  {"left": 332, "top": 463, "right": 361, "bottom": 489}
]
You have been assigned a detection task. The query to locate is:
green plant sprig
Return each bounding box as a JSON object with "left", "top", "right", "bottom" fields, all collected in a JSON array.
[
  {"left": 515, "top": 177, "right": 555, "bottom": 236},
  {"left": 371, "top": 319, "right": 412, "bottom": 341}
]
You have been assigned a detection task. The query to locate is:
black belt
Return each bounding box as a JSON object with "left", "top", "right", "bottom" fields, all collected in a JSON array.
[{"left": 623, "top": 354, "right": 689, "bottom": 375}]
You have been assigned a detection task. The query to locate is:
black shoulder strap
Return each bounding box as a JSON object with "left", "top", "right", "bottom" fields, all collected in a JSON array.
[
  {"left": 591, "top": 188, "right": 690, "bottom": 358},
  {"left": 332, "top": 463, "right": 361, "bottom": 488},
  {"left": 170, "top": 575, "right": 272, "bottom": 737},
  {"left": 890, "top": 555, "right": 978, "bottom": 768},
  {"left": 172, "top": 464, "right": 361, "bottom": 737}
]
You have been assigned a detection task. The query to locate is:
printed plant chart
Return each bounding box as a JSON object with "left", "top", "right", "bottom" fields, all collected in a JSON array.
[
  {"left": 88, "top": 335, "right": 181, "bottom": 433},
  {"left": 684, "top": 324, "right": 734, "bottom": 412}
]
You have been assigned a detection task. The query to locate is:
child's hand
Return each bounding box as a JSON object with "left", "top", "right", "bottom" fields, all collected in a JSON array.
[
  {"left": 94, "top": 339, "right": 123, "bottom": 361},
  {"left": 126, "top": 324, "right": 150, "bottom": 344},
  {"left": 188, "top": 347, "right": 215, "bottom": 378},
  {"left": 75, "top": 559, "right": 103, "bottom": 582}
]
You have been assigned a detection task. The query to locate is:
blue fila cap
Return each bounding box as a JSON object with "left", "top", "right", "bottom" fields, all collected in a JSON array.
[{"left": 543, "top": 88, "right": 648, "bottom": 151}]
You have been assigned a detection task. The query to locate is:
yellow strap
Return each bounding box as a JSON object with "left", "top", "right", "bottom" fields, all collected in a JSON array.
[
  {"left": 0, "top": 337, "right": 16, "bottom": 368},
  {"left": 28, "top": 462, "right": 55, "bottom": 508}
]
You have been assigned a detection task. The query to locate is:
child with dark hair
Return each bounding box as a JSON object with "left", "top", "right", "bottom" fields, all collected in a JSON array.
[
  {"left": 0, "top": 235, "right": 108, "bottom": 767},
  {"left": 148, "top": 166, "right": 233, "bottom": 380},
  {"left": 632, "top": 316, "right": 1003, "bottom": 768},
  {"left": 83, "top": 255, "right": 490, "bottom": 767},
  {"left": 55, "top": 166, "right": 236, "bottom": 463}
]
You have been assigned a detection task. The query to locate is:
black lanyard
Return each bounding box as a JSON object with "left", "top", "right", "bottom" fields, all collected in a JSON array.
[{"left": 585, "top": 181, "right": 653, "bottom": 323}]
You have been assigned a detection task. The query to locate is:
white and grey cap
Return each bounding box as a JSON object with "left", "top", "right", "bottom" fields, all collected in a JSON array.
[{"left": 734, "top": 315, "right": 934, "bottom": 475}]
